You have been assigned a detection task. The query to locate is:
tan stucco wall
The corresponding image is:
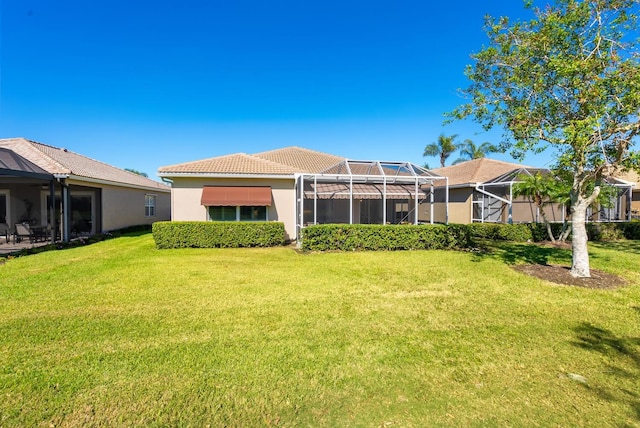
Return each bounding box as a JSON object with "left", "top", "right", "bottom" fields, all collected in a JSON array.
[
  {"left": 633, "top": 190, "right": 640, "bottom": 216},
  {"left": 419, "top": 187, "right": 473, "bottom": 224},
  {"left": 169, "top": 177, "right": 297, "bottom": 240},
  {"left": 510, "top": 197, "right": 564, "bottom": 223},
  {"left": 68, "top": 179, "right": 171, "bottom": 232}
]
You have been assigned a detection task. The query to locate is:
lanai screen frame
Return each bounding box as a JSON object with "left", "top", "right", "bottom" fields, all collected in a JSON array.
[
  {"left": 296, "top": 160, "right": 448, "bottom": 235},
  {"left": 473, "top": 167, "right": 549, "bottom": 224},
  {"left": 473, "top": 167, "right": 634, "bottom": 223}
]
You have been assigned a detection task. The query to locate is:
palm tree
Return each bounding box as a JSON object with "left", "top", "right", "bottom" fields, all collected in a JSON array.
[
  {"left": 423, "top": 134, "right": 459, "bottom": 168},
  {"left": 513, "top": 172, "right": 557, "bottom": 241},
  {"left": 453, "top": 139, "right": 498, "bottom": 164}
]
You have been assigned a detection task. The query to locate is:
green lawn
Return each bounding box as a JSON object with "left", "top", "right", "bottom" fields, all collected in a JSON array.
[{"left": 1, "top": 234, "right": 639, "bottom": 427}]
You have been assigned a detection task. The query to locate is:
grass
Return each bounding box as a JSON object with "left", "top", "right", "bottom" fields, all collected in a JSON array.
[{"left": 0, "top": 234, "right": 639, "bottom": 427}]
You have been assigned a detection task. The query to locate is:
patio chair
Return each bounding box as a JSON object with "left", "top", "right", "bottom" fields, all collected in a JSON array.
[
  {"left": 13, "top": 223, "right": 35, "bottom": 244},
  {"left": 0, "top": 223, "right": 10, "bottom": 244}
]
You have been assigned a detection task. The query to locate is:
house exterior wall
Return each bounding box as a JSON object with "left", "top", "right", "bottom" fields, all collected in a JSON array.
[
  {"left": 169, "top": 177, "right": 297, "bottom": 240},
  {"left": 68, "top": 179, "right": 171, "bottom": 232},
  {"left": 420, "top": 187, "right": 472, "bottom": 224},
  {"left": 510, "top": 198, "right": 564, "bottom": 223},
  {"left": 633, "top": 190, "right": 640, "bottom": 217}
]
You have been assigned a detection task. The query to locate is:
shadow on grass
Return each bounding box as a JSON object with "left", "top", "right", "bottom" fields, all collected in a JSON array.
[
  {"left": 571, "top": 322, "right": 640, "bottom": 421},
  {"left": 471, "top": 240, "right": 572, "bottom": 266},
  {"left": 590, "top": 240, "right": 640, "bottom": 255}
]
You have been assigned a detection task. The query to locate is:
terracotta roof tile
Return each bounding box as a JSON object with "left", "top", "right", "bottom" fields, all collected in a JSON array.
[
  {"left": 159, "top": 146, "right": 346, "bottom": 175},
  {"left": 431, "top": 158, "right": 532, "bottom": 186},
  {"left": 158, "top": 153, "right": 301, "bottom": 175},
  {"left": 616, "top": 169, "right": 640, "bottom": 186},
  {"left": 253, "top": 146, "right": 345, "bottom": 173},
  {"left": 0, "top": 138, "right": 169, "bottom": 191}
]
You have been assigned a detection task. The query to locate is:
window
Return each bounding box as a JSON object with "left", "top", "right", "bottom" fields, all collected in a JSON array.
[
  {"left": 240, "top": 206, "right": 267, "bottom": 221},
  {"left": 145, "top": 194, "right": 156, "bottom": 217},
  {"left": 209, "top": 206, "right": 236, "bottom": 221},
  {"left": 208, "top": 206, "right": 268, "bottom": 222}
]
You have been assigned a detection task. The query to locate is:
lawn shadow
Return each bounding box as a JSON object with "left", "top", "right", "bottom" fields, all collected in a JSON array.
[
  {"left": 571, "top": 322, "right": 640, "bottom": 421},
  {"left": 590, "top": 240, "right": 640, "bottom": 255},
  {"left": 471, "top": 240, "right": 572, "bottom": 266}
]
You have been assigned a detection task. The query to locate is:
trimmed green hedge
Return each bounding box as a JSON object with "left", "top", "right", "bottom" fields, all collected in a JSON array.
[
  {"left": 152, "top": 221, "right": 286, "bottom": 249},
  {"left": 586, "top": 221, "right": 640, "bottom": 241},
  {"left": 300, "top": 224, "right": 473, "bottom": 251},
  {"left": 300, "top": 221, "right": 640, "bottom": 252}
]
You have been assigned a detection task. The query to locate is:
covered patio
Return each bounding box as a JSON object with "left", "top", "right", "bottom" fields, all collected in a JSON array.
[
  {"left": 0, "top": 148, "right": 80, "bottom": 244},
  {"left": 297, "top": 160, "right": 448, "bottom": 233}
]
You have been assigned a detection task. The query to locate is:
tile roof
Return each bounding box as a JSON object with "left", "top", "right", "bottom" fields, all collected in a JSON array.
[
  {"left": 254, "top": 146, "right": 345, "bottom": 173},
  {"left": 616, "top": 169, "right": 640, "bottom": 186},
  {"left": 431, "top": 158, "right": 532, "bottom": 186},
  {"left": 158, "top": 153, "right": 301, "bottom": 175},
  {"left": 159, "top": 146, "right": 346, "bottom": 175},
  {"left": 0, "top": 138, "right": 169, "bottom": 191}
]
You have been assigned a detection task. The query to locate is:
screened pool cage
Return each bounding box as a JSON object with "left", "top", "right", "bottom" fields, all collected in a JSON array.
[
  {"left": 472, "top": 167, "right": 635, "bottom": 224},
  {"left": 296, "top": 160, "right": 448, "bottom": 236}
]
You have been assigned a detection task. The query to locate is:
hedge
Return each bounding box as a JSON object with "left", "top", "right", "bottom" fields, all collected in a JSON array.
[
  {"left": 152, "top": 221, "right": 286, "bottom": 249},
  {"left": 300, "top": 221, "right": 639, "bottom": 252},
  {"left": 300, "top": 224, "right": 473, "bottom": 251}
]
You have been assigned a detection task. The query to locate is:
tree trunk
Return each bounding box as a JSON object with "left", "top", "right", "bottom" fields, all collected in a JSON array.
[
  {"left": 538, "top": 204, "right": 555, "bottom": 242},
  {"left": 559, "top": 222, "right": 571, "bottom": 242},
  {"left": 570, "top": 199, "right": 591, "bottom": 278}
]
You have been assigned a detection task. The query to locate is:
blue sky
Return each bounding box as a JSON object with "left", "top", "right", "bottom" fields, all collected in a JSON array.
[{"left": 0, "top": 0, "right": 552, "bottom": 181}]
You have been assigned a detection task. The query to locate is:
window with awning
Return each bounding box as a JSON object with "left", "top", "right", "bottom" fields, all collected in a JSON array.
[{"left": 200, "top": 186, "right": 272, "bottom": 206}]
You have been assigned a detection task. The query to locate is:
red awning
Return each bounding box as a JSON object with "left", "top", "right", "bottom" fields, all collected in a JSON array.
[{"left": 201, "top": 186, "right": 272, "bottom": 206}]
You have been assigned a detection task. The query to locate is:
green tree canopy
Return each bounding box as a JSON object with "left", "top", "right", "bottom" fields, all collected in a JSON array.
[
  {"left": 125, "top": 168, "right": 149, "bottom": 178},
  {"left": 449, "top": 0, "right": 640, "bottom": 277}
]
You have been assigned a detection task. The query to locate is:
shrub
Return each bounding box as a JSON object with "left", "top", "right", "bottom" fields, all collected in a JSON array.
[
  {"left": 467, "top": 223, "right": 534, "bottom": 242},
  {"left": 152, "top": 221, "right": 286, "bottom": 249},
  {"left": 300, "top": 224, "right": 473, "bottom": 252},
  {"left": 586, "top": 222, "right": 639, "bottom": 241}
]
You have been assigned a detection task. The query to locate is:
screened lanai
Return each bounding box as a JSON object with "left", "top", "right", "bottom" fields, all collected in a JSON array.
[
  {"left": 296, "top": 160, "right": 448, "bottom": 232},
  {"left": 473, "top": 167, "right": 554, "bottom": 224},
  {"left": 473, "top": 167, "right": 635, "bottom": 223}
]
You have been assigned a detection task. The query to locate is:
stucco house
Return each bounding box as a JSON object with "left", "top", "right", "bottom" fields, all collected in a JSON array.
[
  {"left": 0, "top": 137, "right": 170, "bottom": 242},
  {"left": 427, "top": 158, "right": 635, "bottom": 224},
  {"left": 158, "top": 146, "right": 445, "bottom": 241},
  {"left": 615, "top": 170, "right": 640, "bottom": 219}
]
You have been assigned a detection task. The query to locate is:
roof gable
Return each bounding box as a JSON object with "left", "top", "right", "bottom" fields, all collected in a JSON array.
[
  {"left": 432, "top": 158, "right": 532, "bottom": 186},
  {"left": 159, "top": 146, "right": 346, "bottom": 176},
  {"left": 158, "top": 153, "right": 301, "bottom": 175},
  {"left": 0, "top": 138, "right": 169, "bottom": 191},
  {"left": 254, "top": 146, "right": 345, "bottom": 173}
]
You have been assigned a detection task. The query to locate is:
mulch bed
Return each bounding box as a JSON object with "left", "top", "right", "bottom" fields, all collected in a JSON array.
[{"left": 512, "top": 264, "right": 628, "bottom": 289}]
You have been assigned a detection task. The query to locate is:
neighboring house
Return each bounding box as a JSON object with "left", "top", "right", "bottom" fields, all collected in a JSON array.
[
  {"left": 615, "top": 169, "right": 640, "bottom": 219},
  {"left": 0, "top": 137, "right": 170, "bottom": 242},
  {"left": 158, "top": 146, "right": 445, "bottom": 241},
  {"left": 423, "top": 158, "right": 558, "bottom": 224},
  {"left": 427, "top": 158, "right": 635, "bottom": 224}
]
